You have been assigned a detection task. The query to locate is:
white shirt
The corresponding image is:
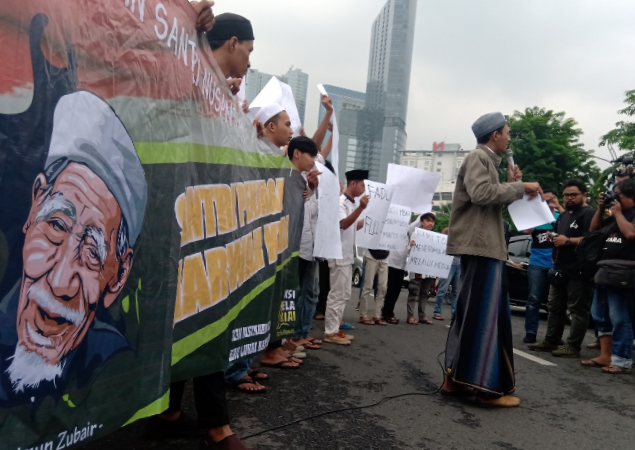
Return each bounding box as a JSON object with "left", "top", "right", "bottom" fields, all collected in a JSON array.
[
  {"left": 299, "top": 154, "right": 325, "bottom": 261},
  {"left": 336, "top": 193, "right": 357, "bottom": 266}
]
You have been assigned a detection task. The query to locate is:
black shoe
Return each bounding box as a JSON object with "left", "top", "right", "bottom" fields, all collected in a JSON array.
[
  {"left": 143, "top": 413, "right": 203, "bottom": 439},
  {"left": 523, "top": 334, "right": 537, "bottom": 344},
  {"left": 199, "top": 435, "right": 252, "bottom": 450}
]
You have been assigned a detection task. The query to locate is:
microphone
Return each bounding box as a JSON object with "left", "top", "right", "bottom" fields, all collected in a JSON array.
[{"left": 506, "top": 149, "right": 521, "bottom": 181}]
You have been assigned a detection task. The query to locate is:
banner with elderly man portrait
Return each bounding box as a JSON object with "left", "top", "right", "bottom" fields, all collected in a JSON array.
[{"left": 0, "top": 1, "right": 302, "bottom": 449}]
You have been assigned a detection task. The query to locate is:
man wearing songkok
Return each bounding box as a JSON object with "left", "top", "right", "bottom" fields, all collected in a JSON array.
[
  {"left": 442, "top": 112, "right": 542, "bottom": 407},
  {"left": 324, "top": 170, "right": 370, "bottom": 345}
]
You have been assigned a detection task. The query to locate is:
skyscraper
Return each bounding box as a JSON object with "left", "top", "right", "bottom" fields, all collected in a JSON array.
[
  {"left": 357, "top": 0, "right": 417, "bottom": 182},
  {"left": 245, "top": 67, "right": 309, "bottom": 123},
  {"left": 317, "top": 85, "right": 366, "bottom": 175}
]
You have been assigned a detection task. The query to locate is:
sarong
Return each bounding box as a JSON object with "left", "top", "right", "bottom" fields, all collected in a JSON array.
[{"left": 444, "top": 255, "right": 515, "bottom": 396}]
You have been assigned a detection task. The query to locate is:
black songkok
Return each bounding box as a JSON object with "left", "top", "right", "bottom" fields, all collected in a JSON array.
[
  {"left": 207, "top": 13, "right": 255, "bottom": 42},
  {"left": 345, "top": 170, "right": 369, "bottom": 182}
]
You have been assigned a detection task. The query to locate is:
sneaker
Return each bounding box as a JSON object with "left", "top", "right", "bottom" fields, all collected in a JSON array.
[
  {"left": 587, "top": 340, "right": 600, "bottom": 350},
  {"left": 527, "top": 340, "right": 559, "bottom": 352},
  {"left": 337, "top": 331, "right": 354, "bottom": 341},
  {"left": 523, "top": 334, "right": 537, "bottom": 344},
  {"left": 552, "top": 344, "right": 581, "bottom": 358},
  {"left": 324, "top": 334, "right": 352, "bottom": 345}
]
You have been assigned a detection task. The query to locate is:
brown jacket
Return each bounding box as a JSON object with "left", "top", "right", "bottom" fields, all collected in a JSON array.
[{"left": 447, "top": 145, "right": 524, "bottom": 261}]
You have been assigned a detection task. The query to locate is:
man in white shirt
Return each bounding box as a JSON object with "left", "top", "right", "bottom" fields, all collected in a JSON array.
[{"left": 324, "top": 170, "right": 370, "bottom": 345}]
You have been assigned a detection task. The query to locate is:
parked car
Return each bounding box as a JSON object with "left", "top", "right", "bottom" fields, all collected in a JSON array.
[
  {"left": 507, "top": 235, "right": 548, "bottom": 311},
  {"left": 353, "top": 247, "right": 363, "bottom": 287}
]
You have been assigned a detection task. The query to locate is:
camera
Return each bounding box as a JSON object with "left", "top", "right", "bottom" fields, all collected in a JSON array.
[{"left": 603, "top": 190, "right": 619, "bottom": 205}]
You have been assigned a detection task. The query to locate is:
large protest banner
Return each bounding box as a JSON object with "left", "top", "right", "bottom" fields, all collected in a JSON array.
[{"left": 0, "top": 1, "right": 302, "bottom": 449}]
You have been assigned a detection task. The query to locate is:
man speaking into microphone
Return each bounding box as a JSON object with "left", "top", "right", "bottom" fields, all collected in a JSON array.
[{"left": 442, "top": 112, "right": 542, "bottom": 407}]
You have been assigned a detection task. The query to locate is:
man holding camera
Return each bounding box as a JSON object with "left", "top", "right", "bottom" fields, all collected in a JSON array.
[{"left": 528, "top": 180, "right": 596, "bottom": 358}]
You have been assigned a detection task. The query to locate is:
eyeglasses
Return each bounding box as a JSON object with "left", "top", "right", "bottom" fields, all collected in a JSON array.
[{"left": 563, "top": 193, "right": 581, "bottom": 199}]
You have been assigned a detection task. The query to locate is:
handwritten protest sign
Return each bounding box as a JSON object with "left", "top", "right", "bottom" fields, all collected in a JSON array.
[
  {"left": 377, "top": 204, "right": 411, "bottom": 251},
  {"left": 313, "top": 162, "right": 342, "bottom": 259},
  {"left": 386, "top": 163, "right": 441, "bottom": 214},
  {"left": 250, "top": 77, "right": 302, "bottom": 136},
  {"left": 406, "top": 229, "right": 453, "bottom": 278},
  {"left": 356, "top": 181, "right": 394, "bottom": 249}
]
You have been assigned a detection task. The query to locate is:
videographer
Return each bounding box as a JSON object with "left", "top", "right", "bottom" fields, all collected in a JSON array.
[
  {"left": 528, "top": 180, "right": 595, "bottom": 358},
  {"left": 582, "top": 179, "right": 635, "bottom": 373}
]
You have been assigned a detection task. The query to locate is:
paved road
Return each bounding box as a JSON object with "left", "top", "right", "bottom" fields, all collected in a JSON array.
[{"left": 84, "top": 287, "right": 635, "bottom": 450}]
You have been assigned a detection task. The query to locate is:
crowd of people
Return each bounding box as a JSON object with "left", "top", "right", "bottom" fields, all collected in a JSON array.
[{"left": 140, "top": 4, "right": 635, "bottom": 449}]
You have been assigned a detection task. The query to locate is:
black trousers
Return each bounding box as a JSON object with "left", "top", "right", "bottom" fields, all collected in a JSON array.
[
  {"left": 382, "top": 267, "right": 405, "bottom": 318},
  {"left": 167, "top": 372, "right": 229, "bottom": 429},
  {"left": 316, "top": 259, "right": 330, "bottom": 315}
]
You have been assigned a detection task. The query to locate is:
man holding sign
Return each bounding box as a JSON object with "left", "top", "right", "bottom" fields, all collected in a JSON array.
[
  {"left": 443, "top": 112, "right": 542, "bottom": 407},
  {"left": 324, "top": 170, "right": 369, "bottom": 345}
]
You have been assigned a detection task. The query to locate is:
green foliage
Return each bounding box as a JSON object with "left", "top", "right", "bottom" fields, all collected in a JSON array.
[
  {"left": 600, "top": 89, "right": 635, "bottom": 152},
  {"left": 504, "top": 107, "right": 601, "bottom": 191}
]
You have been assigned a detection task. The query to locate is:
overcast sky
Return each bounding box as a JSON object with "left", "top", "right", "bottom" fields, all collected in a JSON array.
[{"left": 218, "top": 0, "right": 635, "bottom": 169}]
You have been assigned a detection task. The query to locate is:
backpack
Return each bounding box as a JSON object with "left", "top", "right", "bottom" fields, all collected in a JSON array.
[{"left": 575, "top": 220, "right": 617, "bottom": 279}]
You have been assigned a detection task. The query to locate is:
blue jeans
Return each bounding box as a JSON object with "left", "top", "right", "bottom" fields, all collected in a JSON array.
[
  {"left": 225, "top": 356, "right": 254, "bottom": 383},
  {"left": 294, "top": 258, "right": 319, "bottom": 339},
  {"left": 434, "top": 261, "right": 461, "bottom": 317},
  {"left": 592, "top": 286, "right": 634, "bottom": 369},
  {"left": 524, "top": 265, "right": 550, "bottom": 336}
]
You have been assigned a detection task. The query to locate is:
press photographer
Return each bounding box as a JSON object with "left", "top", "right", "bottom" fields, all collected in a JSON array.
[{"left": 582, "top": 179, "right": 635, "bottom": 374}]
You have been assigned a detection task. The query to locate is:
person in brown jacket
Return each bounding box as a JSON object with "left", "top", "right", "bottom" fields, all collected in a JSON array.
[{"left": 441, "top": 112, "right": 542, "bottom": 408}]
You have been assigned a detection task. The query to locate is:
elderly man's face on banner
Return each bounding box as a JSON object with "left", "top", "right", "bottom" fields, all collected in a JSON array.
[{"left": 16, "top": 162, "right": 133, "bottom": 367}]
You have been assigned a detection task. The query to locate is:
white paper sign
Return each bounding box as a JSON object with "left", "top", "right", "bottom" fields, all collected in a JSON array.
[
  {"left": 508, "top": 195, "right": 555, "bottom": 231},
  {"left": 377, "top": 204, "right": 412, "bottom": 251},
  {"left": 356, "top": 181, "right": 394, "bottom": 249},
  {"left": 236, "top": 77, "right": 246, "bottom": 104},
  {"left": 316, "top": 85, "right": 339, "bottom": 176},
  {"left": 405, "top": 228, "right": 453, "bottom": 278},
  {"left": 313, "top": 162, "right": 342, "bottom": 259},
  {"left": 386, "top": 163, "right": 441, "bottom": 214},
  {"left": 249, "top": 77, "right": 302, "bottom": 136}
]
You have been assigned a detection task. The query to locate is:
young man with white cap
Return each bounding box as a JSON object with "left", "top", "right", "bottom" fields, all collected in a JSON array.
[
  {"left": 324, "top": 170, "right": 370, "bottom": 345},
  {"left": 442, "top": 112, "right": 542, "bottom": 408}
]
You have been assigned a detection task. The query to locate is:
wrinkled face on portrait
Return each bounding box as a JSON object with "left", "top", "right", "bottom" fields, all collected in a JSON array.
[{"left": 8, "top": 163, "right": 133, "bottom": 392}]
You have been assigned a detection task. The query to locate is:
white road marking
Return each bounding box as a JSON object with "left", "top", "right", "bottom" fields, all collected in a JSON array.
[
  {"left": 513, "top": 348, "right": 557, "bottom": 366},
  {"left": 445, "top": 325, "right": 450, "bottom": 328}
]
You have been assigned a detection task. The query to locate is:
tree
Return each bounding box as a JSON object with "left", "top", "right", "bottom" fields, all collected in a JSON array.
[
  {"left": 432, "top": 203, "right": 451, "bottom": 233},
  {"left": 600, "top": 89, "right": 635, "bottom": 153},
  {"left": 505, "top": 107, "right": 601, "bottom": 191}
]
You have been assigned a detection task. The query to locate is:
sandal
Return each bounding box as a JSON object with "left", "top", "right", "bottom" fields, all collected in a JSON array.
[
  {"left": 358, "top": 316, "right": 375, "bottom": 325},
  {"left": 407, "top": 318, "right": 418, "bottom": 325},
  {"left": 261, "top": 359, "right": 300, "bottom": 369},
  {"left": 419, "top": 318, "right": 433, "bottom": 325},
  {"left": 385, "top": 317, "right": 399, "bottom": 324},
  {"left": 232, "top": 377, "right": 267, "bottom": 393},
  {"left": 247, "top": 369, "right": 269, "bottom": 381},
  {"left": 314, "top": 314, "right": 326, "bottom": 320},
  {"left": 302, "top": 341, "right": 321, "bottom": 350},
  {"left": 580, "top": 359, "right": 609, "bottom": 368},
  {"left": 602, "top": 365, "right": 631, "bottom": 374},
  {"left": 372, "top": 317, "right": 387, "bottom": 326},
  {"left": 433, "top": 314, "right": 444, "bottom": 321},
  {"left": 307, "top": 337, "right": 323, "bottom": 345}
]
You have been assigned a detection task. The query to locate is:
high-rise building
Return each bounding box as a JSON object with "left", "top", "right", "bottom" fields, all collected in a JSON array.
[
  {"left": 357, "top": 0, "right": 417, "bottom": 182},
  {"left": 245, "top": 67, "right": 309, "bottom": 123},
  {"left": 317, "top": 85, "right": 366, "bottom": 175},
  {"left": 399, "top": 142, "right": 468, "bottom": 207}
]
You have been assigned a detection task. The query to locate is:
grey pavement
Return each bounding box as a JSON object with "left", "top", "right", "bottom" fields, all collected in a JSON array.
[{"left": 83, "top": 287, "right": 635, "bottom": 450}]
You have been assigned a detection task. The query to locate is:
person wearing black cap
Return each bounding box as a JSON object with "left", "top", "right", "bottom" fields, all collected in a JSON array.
[
  {"left": 206, "top": 13, "right": 254, "bottom": 82},
  {"left": 441, "top": 112, "right": 543, "bottom": 408},
  {"left": 324, "top": 170, "right": 370, "bottom": 345}
]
